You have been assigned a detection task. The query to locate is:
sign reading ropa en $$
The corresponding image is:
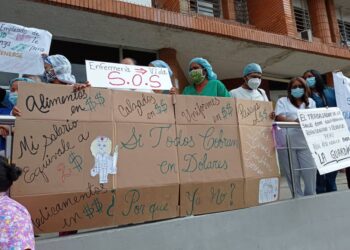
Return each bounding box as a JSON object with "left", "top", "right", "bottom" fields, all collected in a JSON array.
[
  {"left": 297, "top": 107, "right": 350, "bottom": 174},
  {"left": 0, "top": 22, "right": 52, "bottom": 75},
  {"left": 86, "top": 60, "right": 173, "bottom": 90}
]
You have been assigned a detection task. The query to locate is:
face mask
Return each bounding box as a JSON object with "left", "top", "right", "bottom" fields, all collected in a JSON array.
[
  {"left": 306, "top": 77, "right": 316, "bottom": 88},
  {"left": 9, "top": 92, "right": 18, "bottom": 106},
  {"left": 247, "top": 78, "right": 261, "bottom": 90},
  {"left": 44, "top": 70, "right": 57, "bottom": 83},
  {"left": 189, "top": 69, "right": 205, "bottom": 85},
  {"left": 291, "top": 87, "right": 304, "bottom": 98}
]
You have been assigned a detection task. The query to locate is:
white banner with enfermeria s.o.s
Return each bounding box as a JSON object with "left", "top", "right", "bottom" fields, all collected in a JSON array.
[
  {"left": 0, "top": 22, "right": 52, "bottom": 75},
  {"left": 333, "top": 71, "right": 350, "bottom": 130},
  {"left": 86, "top": 60, "right": 173, "bottom": 90},
  {"left": 297, "top": 107, "right": 350, "bottom": 175}
]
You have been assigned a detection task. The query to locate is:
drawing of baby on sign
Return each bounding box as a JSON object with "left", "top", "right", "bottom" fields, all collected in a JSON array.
[{"left": 90, "top": 136, "right": 118, "bottom": 184}]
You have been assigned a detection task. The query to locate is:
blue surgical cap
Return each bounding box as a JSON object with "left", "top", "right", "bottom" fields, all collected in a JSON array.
[
  {"left": 243, "top": 63, "right": 262, "bottom": 76},
  {"left": 150, "top": 60, "right": 173, "bottom": 77},
  {"left": 45, "top": 54, "right": 76, "bottom": 84},
  {"left": 189, "top": 57, "right": 217, "bottom": 80},
  {"left": 9, "top": 77, "right": 35, "bottom": 87}
]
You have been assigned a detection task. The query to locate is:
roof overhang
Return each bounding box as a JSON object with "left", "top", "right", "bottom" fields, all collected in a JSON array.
[{"left": 2, "top": 0, "right": 350, "bottom": 80}]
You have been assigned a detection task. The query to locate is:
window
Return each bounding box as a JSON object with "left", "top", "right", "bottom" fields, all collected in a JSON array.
[
  {"left": 234, "top": 0, "right": 249, "bottom": 24},
  {"left": 50, "top": 40, "right": 120, "bottom": 82},
  {"left": 338, "top": 20, "right": 350, "bottom": 45},
  {"left": 0, "top": 72, "right": 17, "bottom": 88},
  {"left": 122, "top": 49, "right": 157, "bottom": 66},
  {"left": 190, "top": 0, "right": 221, "bottom": 17},
  {"left": 50, "top": 40, "right": 158, "bottom": 82},
  {"left": 293, "top": 6, "right": 311, "bottom": 32}
]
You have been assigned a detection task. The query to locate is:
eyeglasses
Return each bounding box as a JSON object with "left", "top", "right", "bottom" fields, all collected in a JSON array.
[{"left": 291, "top": 85, "right": 303, "bottom": 89}]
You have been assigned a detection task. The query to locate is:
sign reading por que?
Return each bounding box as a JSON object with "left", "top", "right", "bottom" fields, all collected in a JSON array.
[{"left": 86, "top": 60, "right": 173, "bottom": 91}]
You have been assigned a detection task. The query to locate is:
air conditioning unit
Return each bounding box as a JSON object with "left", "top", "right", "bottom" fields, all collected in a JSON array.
[{"left": 300, "top": 29, "right": 313, "bottom": 42}]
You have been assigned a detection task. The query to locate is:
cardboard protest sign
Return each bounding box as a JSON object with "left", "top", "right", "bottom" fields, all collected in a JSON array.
[
  {"left": 175, "top": 95, "right": 244, "bottom": 216},
  {"left": 297, "top": 107, "right": 350, "bottom": 174},
  {"left": 17, "top": 83, "right": 112, "bottom": 121},
  {"left": 12, "top": 120, "right": 115, "bottom": 196},
  {"left": 12, "top": 84, "right": 117, "bottom": 233},
  {"left": 174, "top": 95, "right": 237, "bottom": 125},
  {"left": 333, "top": 72, "right": 350, "bottom": 130},
  {"left": 16, "top": 187, "right": 117, "bottom": 233},
  {"left": 113, "top": 90, "right": 175, "bottom": 124},
  {"left": 86, "top": 60, "right": 173, "bottom": 90},
  {"left": 11, "top": 83, "right": 281, "bottom": 232},
  {"left": 0, "top": 22, "right": 52, "bottom": 74},
  {"left": 235, "top": 99, "right": 280, "bottom": 207},
  {"left": 113, "top": 91, "right": 179, "bottom": 225}
]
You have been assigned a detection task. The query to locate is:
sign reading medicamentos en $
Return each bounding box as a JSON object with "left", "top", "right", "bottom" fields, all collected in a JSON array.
[
  {"left": 0, "top": 22, "right": 52, "bottom": 75},
  {"left": 298, "top": 107, "right": 350, "bottom": 175},
  {"left": 86, "top": 60, "right": 173, "bottom": 91}
]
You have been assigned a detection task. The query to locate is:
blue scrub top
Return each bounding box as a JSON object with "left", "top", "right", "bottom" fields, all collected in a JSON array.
[{"left": 311, "top": 87, "right": 337, "bottom": 108}]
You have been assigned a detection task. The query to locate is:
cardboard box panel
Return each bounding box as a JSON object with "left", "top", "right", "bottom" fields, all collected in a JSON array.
[
  {"left": 116, "top": 185, "right": 179, "bottom": 225},
  {"left": 239, "top": 125, "right": 279, "bottom": 178},
  {"left": 113, "top": 91, "right": 175, "bottom": 124},
  {"left": 116, "top": 123, "right": 179, "bottom": 188},
  {"left": 244, "top": 177, "right": 280, "bottom": 208},
  {"left": 14, "top": 188, "right": 117, "bottom": 234},
  {"left": 17, "top": 83, "right": 112, "bottom": 121},
  {"left": 235, "top": 99, "right": 273, "bottom": 127},
  {"left": 177, "top": 125, "right": 243, "bottom": 183},
  {"left": 174, "top": 95, "right": 237, "bottom": 125},
  {"left": 179, "top": 180, "right": 244, "bottom": 216},
  {"left": 12, "top": 119, "right": 116, "bottom": 196}
]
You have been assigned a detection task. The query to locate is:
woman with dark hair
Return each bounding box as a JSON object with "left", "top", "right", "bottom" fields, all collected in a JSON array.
[
  {"left": 0, "top": 157, "right": 35, "bottom": 250},
  {"left": 181, "top": 57, "right": 230, "bottom": 97},
  {"left": 303, "top": 69, "right": 338, "bottom": 194},
  {"left": 275, "top": 77, "right": 317, "bottom": 197}
]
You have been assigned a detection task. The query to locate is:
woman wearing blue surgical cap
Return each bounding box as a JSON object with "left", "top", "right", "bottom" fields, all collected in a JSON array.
[
  {"left": 42, "top": 54, "right": 90, "bottom": 91},
  {"left": 181, "top": 57, "right": 230, "bottom": 97},
  {"left": 230, "top": 63, "right": 269, "bottom": 101},
  {"left": 149, "top": 60, "right": 173, "bottom": 78},
  {"left": 303, "top": 69, "right": 337, "bottom": 194},
  {"left": 275, "top": 77, "right": 317, "bottom": 197}
]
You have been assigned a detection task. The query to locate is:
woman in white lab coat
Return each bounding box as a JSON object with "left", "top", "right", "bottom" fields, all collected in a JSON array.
[{"left": 275, "top": 77, "right": 317, "bottom": 197}]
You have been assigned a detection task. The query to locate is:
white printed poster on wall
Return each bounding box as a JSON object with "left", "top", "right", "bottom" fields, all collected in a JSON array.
[
  {"left": 298, "top": 107, "right": 350, "bottom": 174},
  {"left": 333, "top": 71, "right": 350, "bottom": 130},
  {"left": 0, "top": 22, "right": 52, "bottom": 75},
  {"left": 259, "top": 178, "right": 279, "bottom": 204},
  {"left": 85, "top": 60, "right": 173, "bottom": 91}
]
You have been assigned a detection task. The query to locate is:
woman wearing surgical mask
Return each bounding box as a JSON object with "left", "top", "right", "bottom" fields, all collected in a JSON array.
[
  {"left": 275, "top": 77, "right": 317, "bottom": 197},
  {"left": 230, "top": 63, "right": 269, "bottom": 101},
  {"left": 12, "top": 55, "right": 90, "bottom": 117},
  {"left": 181, "top": 57, "right": 230, "bottom": 97},
  {"left": 303, "top": 69, "right": 338, "bottom": 194}
]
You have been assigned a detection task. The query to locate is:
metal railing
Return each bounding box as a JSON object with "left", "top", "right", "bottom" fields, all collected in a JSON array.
[
  {"left": 0, "top": 117, "right": 325, "bottom": 200},
  {"left": 273, "top": 121, "right": 318, "bottom": 199}
]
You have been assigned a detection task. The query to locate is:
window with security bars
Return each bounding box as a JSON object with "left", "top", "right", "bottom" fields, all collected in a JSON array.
[
  {"left": 190, "top": 0, "right": 221, "bottom": 17},
  {"left": 338, "top": 20, "right": 350, "bottom": 45},
  {"left": 293, "top": 6, "right": 311, "bottom": 32},
  {"left": 235, "top": 0, "right": 249, "bottom": 24}
]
